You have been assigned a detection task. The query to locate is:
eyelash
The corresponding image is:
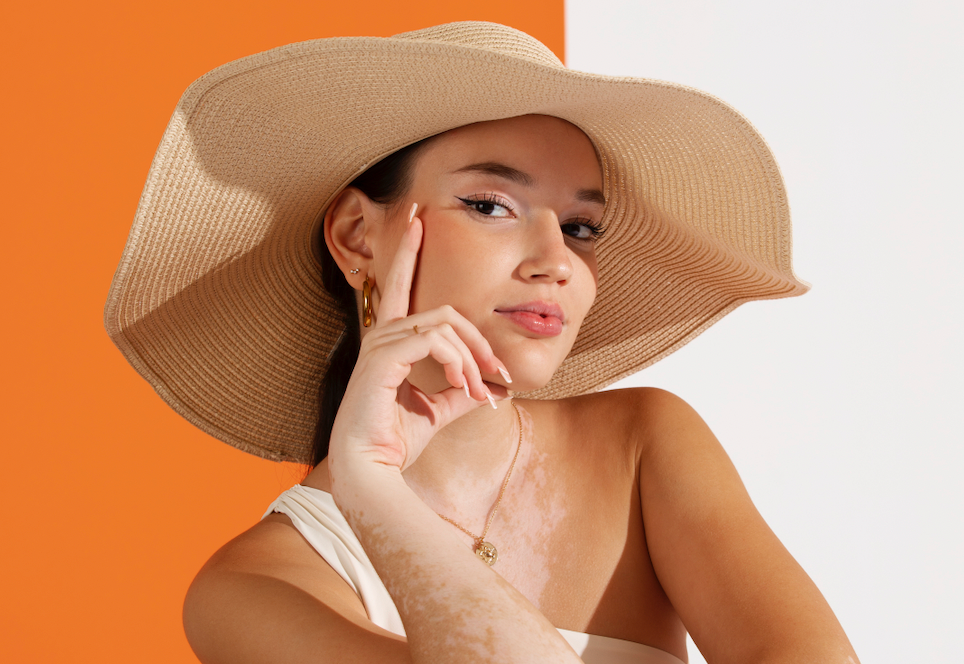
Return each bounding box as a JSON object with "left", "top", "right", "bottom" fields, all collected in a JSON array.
[
  {"left": 563, "top": 217, "right": 607, "bottom": 242},
  {"left": 456, "top": 195, "right": 607, "bottom": 243},
  {"left": 456, "top": 193, "right": 515, "bottom": 218}
]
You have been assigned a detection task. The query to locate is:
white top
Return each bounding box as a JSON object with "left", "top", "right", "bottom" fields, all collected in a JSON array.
[{"left": 264, "top": 484, "right": 686, "bottom": 664}]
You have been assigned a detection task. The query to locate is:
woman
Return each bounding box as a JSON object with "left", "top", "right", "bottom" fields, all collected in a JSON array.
[{"left": 105, "top": 22, "right": 860, "bottom": 664}]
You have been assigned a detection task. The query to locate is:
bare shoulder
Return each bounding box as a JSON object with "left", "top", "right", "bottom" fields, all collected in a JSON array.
[
  {"left": 183, "top": 513, "right": 408, "bottom": 664},
  {"left": 520, "top": 386, "right": 702, "bottom": 458},
  {"left": 186, "top": 513, "right": 365, "bottom": 615},
  {"left": 610, "top": 388, "right": 862, "bottom": 664},
  {"left": 525, "top": 385, "right": 697, "bottom": 422}
]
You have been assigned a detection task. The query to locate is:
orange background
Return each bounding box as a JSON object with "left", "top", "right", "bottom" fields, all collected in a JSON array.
[{"left": 1, "top": 2, "right": 561, "bottom": 661}]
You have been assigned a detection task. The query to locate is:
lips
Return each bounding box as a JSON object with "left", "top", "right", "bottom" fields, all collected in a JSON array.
[{"left": 495, "top": 301, "right": 566, "bottom": 337}]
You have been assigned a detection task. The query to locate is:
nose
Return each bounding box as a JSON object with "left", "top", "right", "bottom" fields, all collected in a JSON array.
[{"left": 518, "top": 213, "right": 574, "bottom": 284}]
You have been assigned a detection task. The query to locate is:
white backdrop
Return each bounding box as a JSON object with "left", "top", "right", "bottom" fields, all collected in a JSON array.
[{"left": 566, "top": 1, "right": 963, "bottom": 662}]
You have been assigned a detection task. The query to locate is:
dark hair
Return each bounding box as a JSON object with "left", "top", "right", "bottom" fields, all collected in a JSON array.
[{"left": 310, "top": 137, "right": 434, "bottom": 467}]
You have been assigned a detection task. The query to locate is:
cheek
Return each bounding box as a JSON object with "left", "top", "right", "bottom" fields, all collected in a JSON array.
[
  {"left": 409, "top": 222, "right": 487, "bottom": 312},
  {"left": 572, "top": 253, "right": 599, "bottom": 319}
]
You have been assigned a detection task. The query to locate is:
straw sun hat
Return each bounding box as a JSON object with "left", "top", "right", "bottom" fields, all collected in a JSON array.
[{"left": 105, "top": 21, "right": 808, "bottom": 463}]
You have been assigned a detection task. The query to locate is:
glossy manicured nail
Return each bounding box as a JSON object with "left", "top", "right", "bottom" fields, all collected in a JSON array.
[
  {"left": 485, "top": 391, "right": 498, "bottom": 410},
  {"left": 498, "top": 367, "right": 512, "bottom": 384},
  {"left": 409, "top": 203, "right": 418, "bottom": 223},
  {"left": 463, "top": 381, "right": 471, "bottom": 400}
]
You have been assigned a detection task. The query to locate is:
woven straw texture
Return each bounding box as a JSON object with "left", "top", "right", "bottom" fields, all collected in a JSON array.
[{"left": 105, "top": 22, "right": 808, "bottom": 462}]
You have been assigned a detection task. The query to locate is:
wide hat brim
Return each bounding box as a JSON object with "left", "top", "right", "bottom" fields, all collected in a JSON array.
[{"left": 105, "top": 22, "right": 808, "bottom": 463}]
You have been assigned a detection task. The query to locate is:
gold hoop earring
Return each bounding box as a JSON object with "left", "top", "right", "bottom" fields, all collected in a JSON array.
[{"left": 362, "top": 278, "right": 373, "bottom": 327}]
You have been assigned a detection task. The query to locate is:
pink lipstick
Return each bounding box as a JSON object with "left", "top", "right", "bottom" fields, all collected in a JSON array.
[{"left": 495, "top": 301, "right": 565, "bottom": 337}]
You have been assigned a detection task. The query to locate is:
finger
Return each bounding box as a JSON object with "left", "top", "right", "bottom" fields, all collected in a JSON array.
[
  {"left": 484, "top": 381, "right": 510, "bottom": 401},
  {"left": 374, "top": 204, "right": 421, "bottom": 325},
  {"left": 427, "top": 381, "right": 511, "bottom": 427},
  {"left": 381, "top": 305, "right": 507, "bottom": 381},
  {"left": 364, "top": 324, "right": 467, "bottom": 393},
  {"left": 368, "top": 322, "right": 485, "bottom": 402},
  {"left": 426, "top": 384, "right": 496, "bottom": 426},
  {"left": 408, "top": 321, "right": 486, "bottom": 400},
  {"left": 419, "top": 327, "right": 471, "bottom": 392}
]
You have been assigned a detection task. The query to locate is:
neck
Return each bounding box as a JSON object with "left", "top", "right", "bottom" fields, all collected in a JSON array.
[{"left": 402, "top": 397, "right": 522, "bottom": 516}]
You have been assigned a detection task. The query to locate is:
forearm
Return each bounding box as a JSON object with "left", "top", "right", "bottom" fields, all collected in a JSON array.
[{"left": 330, "top": 459, "right": 581, "bottom": 664}]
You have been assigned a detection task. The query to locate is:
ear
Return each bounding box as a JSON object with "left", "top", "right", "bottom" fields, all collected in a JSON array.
[{"left": 323, "top": 187, "right": 376, "bottom": 289}]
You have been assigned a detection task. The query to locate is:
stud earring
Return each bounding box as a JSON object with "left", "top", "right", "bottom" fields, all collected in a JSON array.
[
  {"left": 362, "top": 278, "right": 373, "bottom": 327},
  {"left": 349, "top": 268, "right": 360, "bottom": 274}
]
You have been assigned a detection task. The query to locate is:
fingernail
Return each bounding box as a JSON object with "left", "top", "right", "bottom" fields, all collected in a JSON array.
[
  {"left": 485, "top": 391, "right": 498, "bottom": 410},
  {"left": 498, "top": 367, "right": 512, "bottom": 384},
  {"left": 409, "top": 203, "right": 418, "bottom": 223},
  {"left": 463, "top": 381, "right": 471, "bottom": 399}
]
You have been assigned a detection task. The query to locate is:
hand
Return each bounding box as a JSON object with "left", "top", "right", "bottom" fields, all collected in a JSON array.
[{"left": 328, "top": 205, "right": 509, "bottom": 473}]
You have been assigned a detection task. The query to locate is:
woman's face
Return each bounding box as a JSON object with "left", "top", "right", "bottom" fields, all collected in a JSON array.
[{"left": 369, "top": 115, "right": 605, "bottom": 393}]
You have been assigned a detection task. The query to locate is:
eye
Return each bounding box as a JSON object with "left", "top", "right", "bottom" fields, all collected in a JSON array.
[
  {"left": 561, "top": 218, "right": 606, "bottom": 242},
  {"left": 456, "top": 194, "right": 515, "bottom": 218}
]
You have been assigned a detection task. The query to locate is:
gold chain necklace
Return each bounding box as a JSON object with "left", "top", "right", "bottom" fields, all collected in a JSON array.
[{"left": 436, "top": 400, "right": 523, "bottom": 566}]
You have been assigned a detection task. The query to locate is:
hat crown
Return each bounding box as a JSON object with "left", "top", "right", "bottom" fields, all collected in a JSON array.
[{"left": 392, "top": 21, "right": 564, "bottom": 69}]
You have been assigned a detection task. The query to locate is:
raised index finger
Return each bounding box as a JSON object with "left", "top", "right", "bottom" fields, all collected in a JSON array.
[{"left": 374, "top": 203, "right": 421, "bottom": 325}]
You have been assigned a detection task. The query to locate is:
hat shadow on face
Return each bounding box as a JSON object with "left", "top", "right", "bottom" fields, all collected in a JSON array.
[{"left": 106, "top": 30, "right": 807, "bottom": 462}]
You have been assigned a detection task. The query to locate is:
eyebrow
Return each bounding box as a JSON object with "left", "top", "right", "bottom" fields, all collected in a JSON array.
[
  {"left": 453, "top": 162, "right": 534, "bottom": 187},
  {"left": 452, "top": 161, "right": 607, "bottom": 207},
  {"left": 576, "top": 188, "right": 607, "bottom": 207}
]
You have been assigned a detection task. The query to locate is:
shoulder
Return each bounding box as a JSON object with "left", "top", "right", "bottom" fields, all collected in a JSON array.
[
  {"left": 183, "top": 513, "right": 396, "bottom": 663},
  {"left": 525, "top": 385, "right": 700, "bottom": 423},
  {"left": 521, "top": 386, "right": 707, "bottom": 455},
  {"left": 185, "top": 513, "right": 349, "bottom": 589}
]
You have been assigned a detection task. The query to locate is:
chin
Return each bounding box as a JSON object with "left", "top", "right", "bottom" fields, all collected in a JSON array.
[{"left": 499, "top": 346, "right": 568, "bottom": 393}]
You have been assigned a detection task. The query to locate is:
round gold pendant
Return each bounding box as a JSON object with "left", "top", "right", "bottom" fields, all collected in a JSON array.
[{"left": 474, "top": 541, "right": 498, "bottom": 566}]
